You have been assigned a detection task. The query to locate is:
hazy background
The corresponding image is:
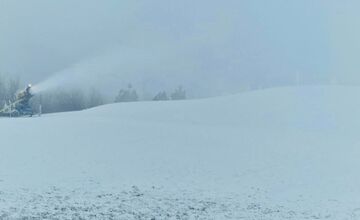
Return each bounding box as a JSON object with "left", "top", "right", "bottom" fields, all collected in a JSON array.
[{"left": 0, "top": 0, "right": 357, "bottom": 97}]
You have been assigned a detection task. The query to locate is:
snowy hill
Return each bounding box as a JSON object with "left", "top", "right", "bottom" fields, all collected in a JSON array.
[{"left": 1, "top": 86, "right": 360, "bottom": 219}]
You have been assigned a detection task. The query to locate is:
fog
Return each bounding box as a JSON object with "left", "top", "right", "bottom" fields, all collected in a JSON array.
[{"left": 0, "top": 0, "right": 358, "bottom": 97}]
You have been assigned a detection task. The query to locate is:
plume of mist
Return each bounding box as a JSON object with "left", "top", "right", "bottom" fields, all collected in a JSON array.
[
  {"left": 30, "top": 43, "right": 200, "bottom": 97},
  {"left": 31, "top": 51, "right": 118, "bottom": 95},
  {"left": 31, "top": 48, "right": 158, "bottom": 95},
  {"left": 1, "top": 0, "right": 337, "bottom": 98}
]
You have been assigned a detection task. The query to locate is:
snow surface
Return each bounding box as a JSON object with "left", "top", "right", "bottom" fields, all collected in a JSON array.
[{"left": 1, "top": 86, "right": 360, "bottom": 219}]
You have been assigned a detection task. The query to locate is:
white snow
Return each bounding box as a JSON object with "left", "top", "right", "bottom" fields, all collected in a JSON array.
[{"left": 1, "top": 85, "right": 360, "bottom": 219}]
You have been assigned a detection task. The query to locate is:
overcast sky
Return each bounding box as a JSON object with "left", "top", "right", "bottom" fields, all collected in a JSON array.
[{"left": 0, "top": 0, "right": 358, "bottom": 97}]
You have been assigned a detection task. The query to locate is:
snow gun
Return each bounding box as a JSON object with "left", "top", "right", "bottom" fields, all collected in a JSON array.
[{"left": 0, "top": 84, "right": 34, "bottom": 117}]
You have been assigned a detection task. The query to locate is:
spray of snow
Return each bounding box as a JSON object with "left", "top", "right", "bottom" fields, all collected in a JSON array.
[
  {"left": 30, "top": 43, "right": 198, "bottom": 96},
  {"left": 31, "top": 50, "right": 123, "bottom": 94}
]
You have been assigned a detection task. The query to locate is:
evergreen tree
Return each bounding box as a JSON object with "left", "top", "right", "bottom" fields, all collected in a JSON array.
[
  {"left": 115, "top": 84, "right": 139, "bottom": 102},
  {"left": 153, "top": 91, "right": 169, "bottom": 101},
  {"left": 170, "top": 86, "right": 186, "bottom": 100},
  {"left": 87, "top": 88, "right": 104, "bottom": 108},
  {"left": 0, "top": 75, "right": 6, "bottom": 106},
  {"left": 6, "top": 77, "right": 20, "bottom": 102}
]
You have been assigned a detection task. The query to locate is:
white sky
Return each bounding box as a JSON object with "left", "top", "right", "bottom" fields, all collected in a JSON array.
[{"left": 0, "top": 0, "right": 357, "bottom": 96}]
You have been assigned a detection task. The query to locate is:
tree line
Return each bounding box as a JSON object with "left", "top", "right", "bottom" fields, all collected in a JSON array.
[
  {"left": 114, "top": 84, "right": 186, "bottom": 102},
  {"left": 0, "top": 75, "right": 187, "bottom": 114}
]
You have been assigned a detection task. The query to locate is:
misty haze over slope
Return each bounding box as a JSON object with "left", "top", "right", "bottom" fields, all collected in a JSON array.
[
  {"left": 3, "top": 1, "right": 360, "bottom": 218},
  {"left": 1, "top": 0, "right": 355, "bottom": 97}
]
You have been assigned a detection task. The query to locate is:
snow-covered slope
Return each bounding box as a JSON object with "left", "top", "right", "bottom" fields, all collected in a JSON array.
[{"left": 1, "top": 86, "right": 360, "bottom": 219}]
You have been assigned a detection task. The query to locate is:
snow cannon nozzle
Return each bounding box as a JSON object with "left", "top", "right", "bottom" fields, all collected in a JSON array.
[{"left": 26, "top": 84, "right": 33, "bottom": 94}]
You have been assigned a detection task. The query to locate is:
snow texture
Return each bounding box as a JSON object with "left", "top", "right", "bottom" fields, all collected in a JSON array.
[{"left": 1, "top": 86, "right": 360, "bottom": 219}]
